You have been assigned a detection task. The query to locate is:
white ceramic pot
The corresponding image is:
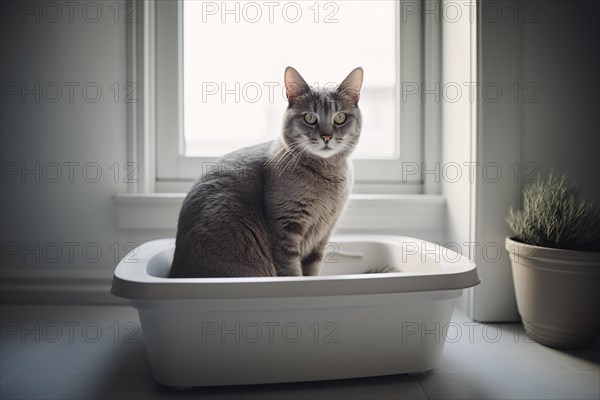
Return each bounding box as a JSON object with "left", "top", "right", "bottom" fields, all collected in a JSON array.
[{"left": 505, "top": 237, "right": 600, "bottom": 349}]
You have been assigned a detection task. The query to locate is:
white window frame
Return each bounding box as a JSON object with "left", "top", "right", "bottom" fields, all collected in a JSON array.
[
  {"left": 117, "top": 0, "right": 459, "bottom": 232},
  {"left": 134, "top": 0, "right": 441, "bottom": 195}
]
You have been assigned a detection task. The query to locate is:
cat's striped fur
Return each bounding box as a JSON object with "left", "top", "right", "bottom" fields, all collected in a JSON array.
[{"left": 170, "top": 67, "right": 363, "bottom": 277}]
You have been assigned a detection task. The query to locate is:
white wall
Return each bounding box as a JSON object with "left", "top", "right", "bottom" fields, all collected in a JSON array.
[
  {"left": 521, "top": 1, "right": 600, "bottom": 203},
  {"left": 470, "top": 0, "right": 600, "bottom": 321},
  {"left": 0, "top": 1, "right": 175, "bottom": 303},
  {"left": 440, "top": 0, "right": 477, "bottom": 316}
]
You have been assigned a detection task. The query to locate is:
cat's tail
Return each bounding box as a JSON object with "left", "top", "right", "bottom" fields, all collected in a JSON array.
[{"left": 364, "top": 265, "right": 400, "bottom": 274}]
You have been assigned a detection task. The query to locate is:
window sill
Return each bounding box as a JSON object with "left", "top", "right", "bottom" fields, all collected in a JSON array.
[{"left": 113, "top": 193, "right": 446, "bottom": 232}]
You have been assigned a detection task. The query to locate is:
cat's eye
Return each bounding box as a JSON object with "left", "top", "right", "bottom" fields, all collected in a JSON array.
[
  {"left": 304, "top": 113, "right": 318, "bottom": 125},
  {"left": 334, "top": 113, "right": 347, "bottom": 125}
]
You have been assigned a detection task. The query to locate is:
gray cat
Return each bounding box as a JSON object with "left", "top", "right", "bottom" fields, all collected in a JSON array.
[{"left": 170, "top": 67, "right": 363, "bottom": 278}]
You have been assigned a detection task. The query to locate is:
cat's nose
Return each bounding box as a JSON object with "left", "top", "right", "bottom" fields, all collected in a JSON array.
[{"left": 321, "top": 135, "right": 332, "bottom": 144}]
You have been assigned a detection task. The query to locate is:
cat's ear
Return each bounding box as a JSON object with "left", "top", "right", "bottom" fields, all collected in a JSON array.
[
  {"left": 284, "top": 67, "right": 310, "bottom": 103},
  {"left": 338, "top": 67, "right": 364, "bottom": 104}
]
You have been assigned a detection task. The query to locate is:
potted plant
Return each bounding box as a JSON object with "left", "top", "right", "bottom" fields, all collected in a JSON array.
[{"left": 505, "top": 171, "right": 600, "bottom": 349}]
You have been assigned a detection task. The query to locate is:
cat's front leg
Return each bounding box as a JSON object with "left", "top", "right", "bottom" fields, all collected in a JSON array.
[
  {"left": 301, "top": 238, "right": 328, "bottom": 276},
  {"left": 301, "top": 250, "right": 323, "bottom": 276},
  {"left": 271, "top": 229, "right": 303, "bottom": 276}
]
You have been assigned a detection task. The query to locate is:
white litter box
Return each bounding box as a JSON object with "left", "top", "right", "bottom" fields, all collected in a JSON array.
[{"left": 111, "top": 235, "right": 479, "bottom": 388}]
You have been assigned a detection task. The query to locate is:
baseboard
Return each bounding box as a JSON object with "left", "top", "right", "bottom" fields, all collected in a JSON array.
[{"left": 0, "top": 269, "right": 127, "bottom": 305}]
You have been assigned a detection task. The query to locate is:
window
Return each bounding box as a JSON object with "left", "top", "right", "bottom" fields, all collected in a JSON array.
[
  {"left": 150, "top": 0, "right": 431, "bottom": 194},
  {"left": 117, "top": 0, "right": 470, "bottom": 231},
  {"left": 183, "top": 1, "right": 396, "bottom": 159}
]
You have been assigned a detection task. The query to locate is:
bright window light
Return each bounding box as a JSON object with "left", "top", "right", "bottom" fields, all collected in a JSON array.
[{"left": 183, "top": 1, "right": 397, "bottom": 159}]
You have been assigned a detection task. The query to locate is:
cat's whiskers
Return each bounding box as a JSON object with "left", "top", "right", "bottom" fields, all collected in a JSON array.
[
  {"left": 288, "top": 142, "right": 312, "bottom": 175},
  {"left": 338, "top": 142, "right": 358, "bottom": 161},
  {"left": 264, "top": 146, "right": 287, "bottom": 167},
  {"left": 280, "top": 140, "right": 314, "bottom": 178},
  {"left": 275, "top": 143, "right": 304, "bottom": 178},
  {"left": 278, "top": 143, "right": 307, "bottom": 178},
  {"left": 267, "top": 142, "right": 300, "bottom": 167}
]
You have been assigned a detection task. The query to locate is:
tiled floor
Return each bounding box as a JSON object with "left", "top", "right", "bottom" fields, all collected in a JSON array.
[{"left": 1, "top": 305, "right": 598, "bottom": 400}]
